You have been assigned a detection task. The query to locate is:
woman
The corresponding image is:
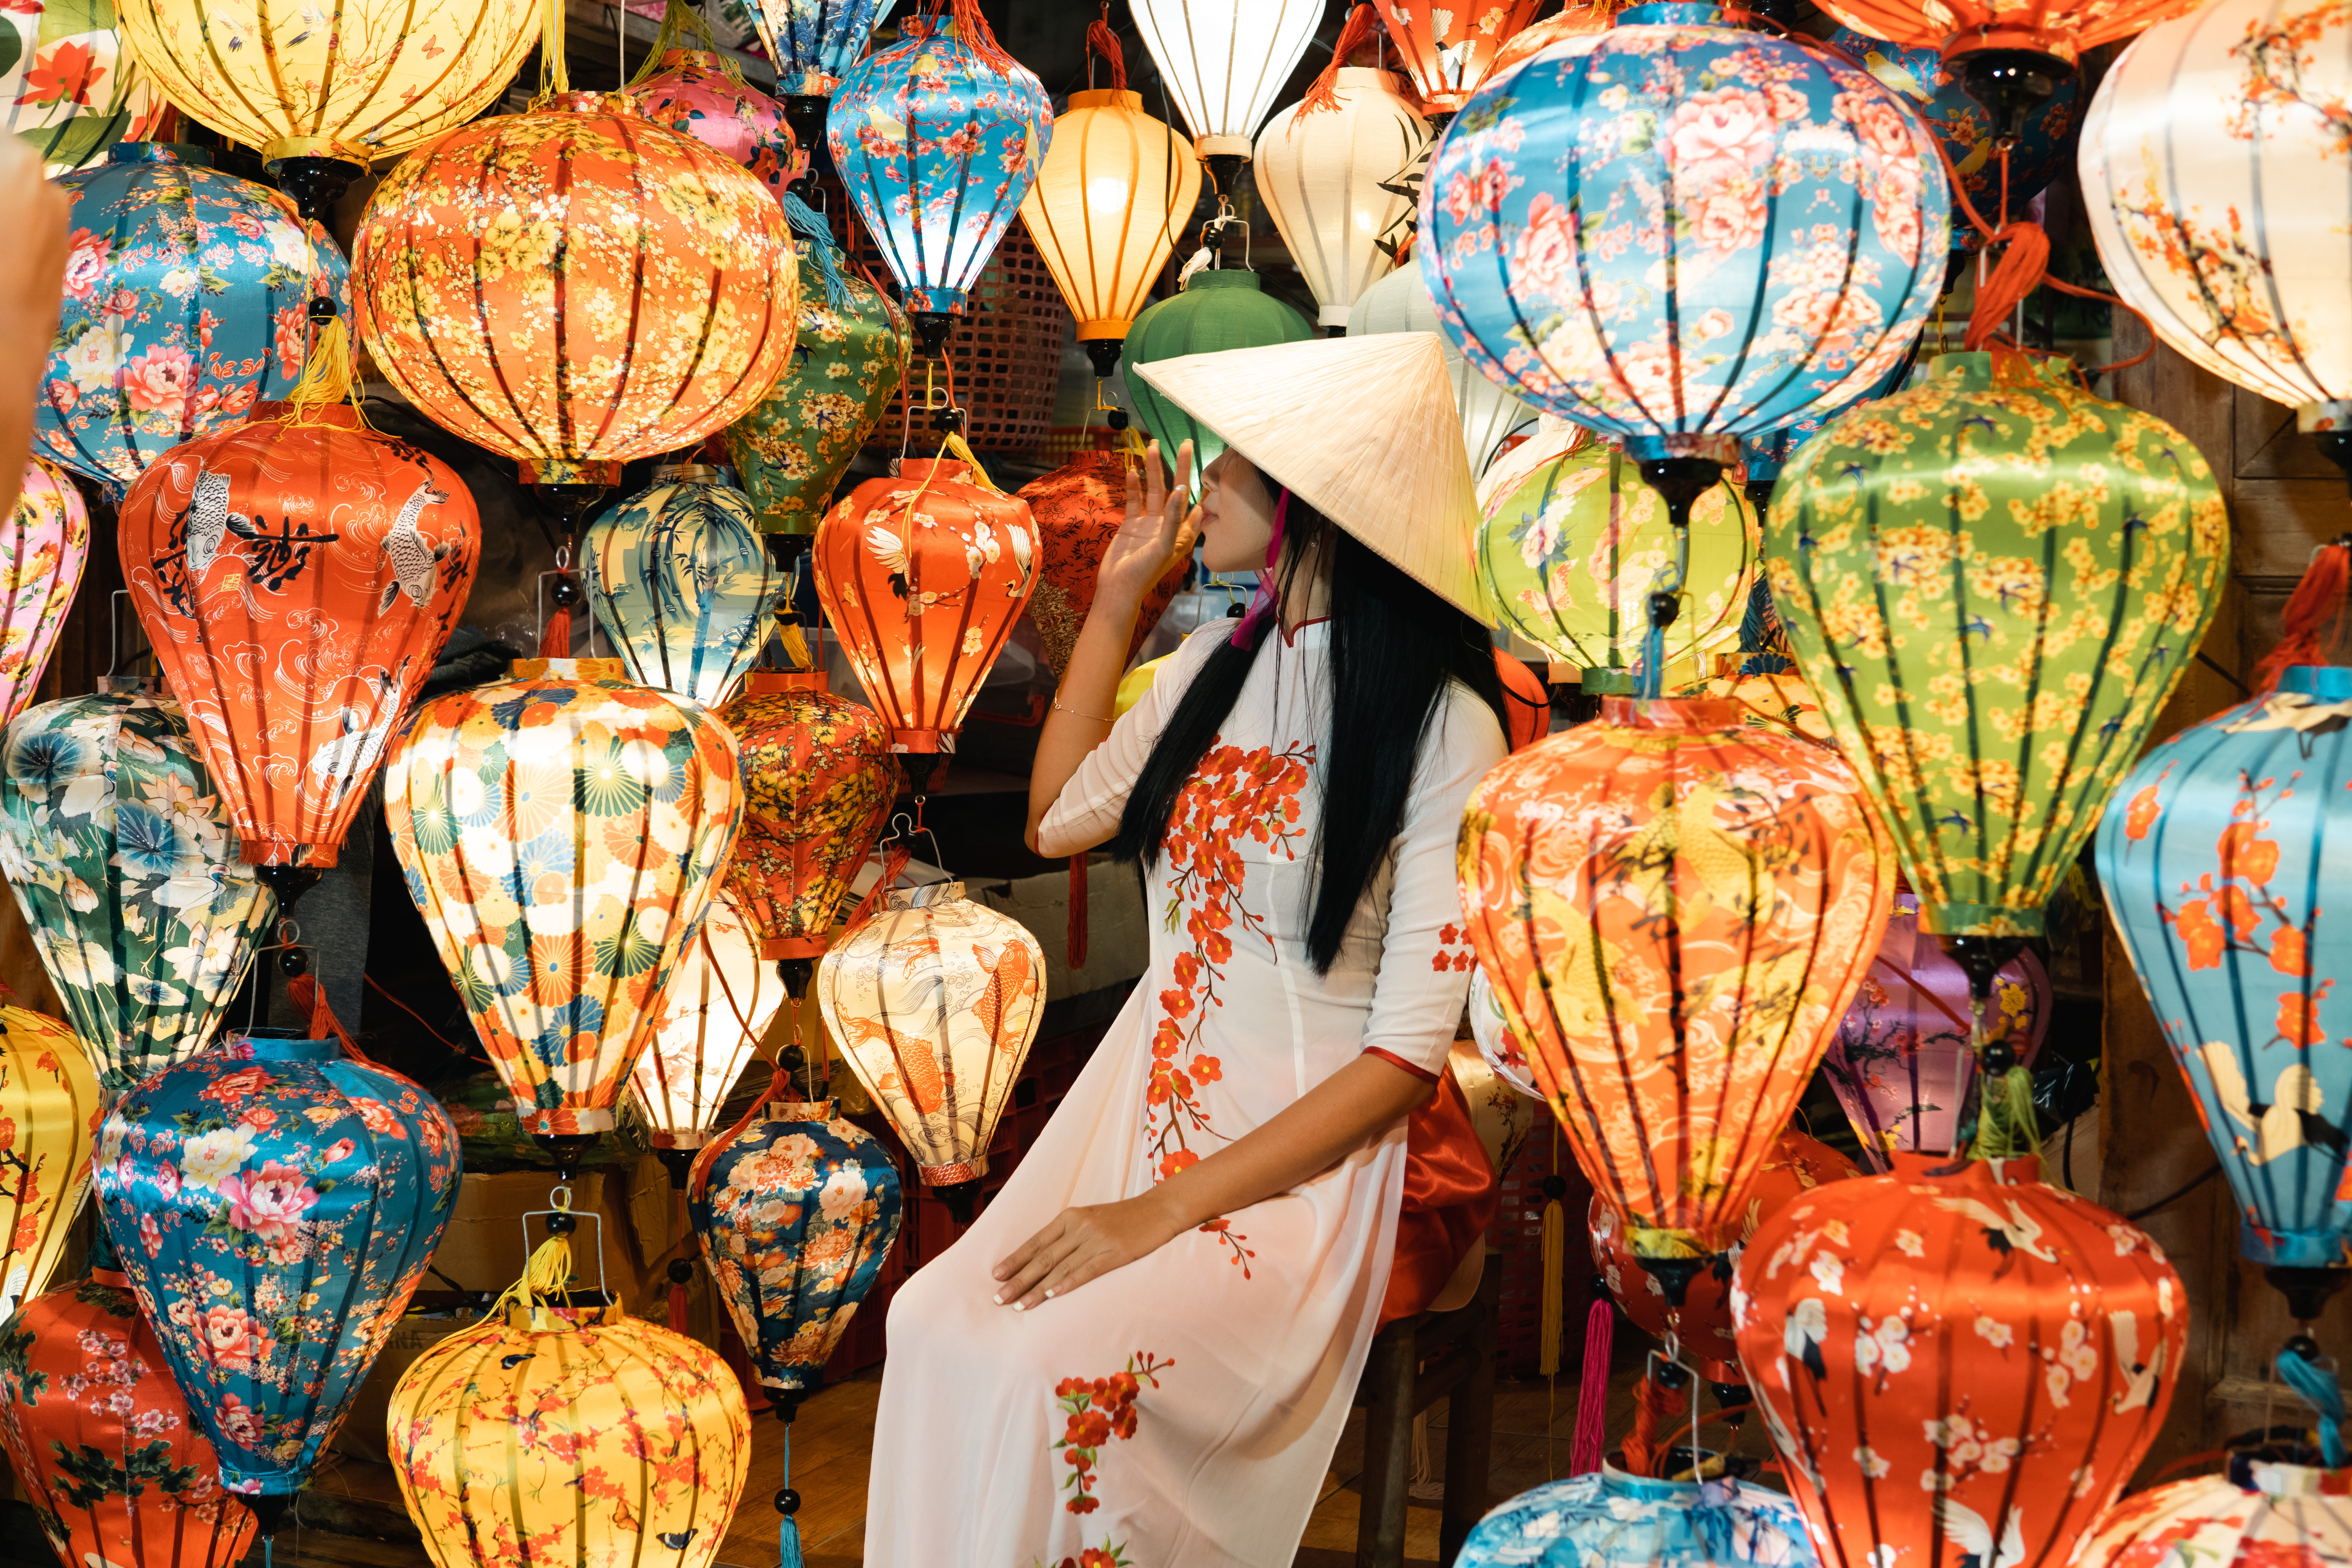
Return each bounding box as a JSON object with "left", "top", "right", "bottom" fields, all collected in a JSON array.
[{"left": 866, "top": 334, "right": 1508, "bottom": 1566}]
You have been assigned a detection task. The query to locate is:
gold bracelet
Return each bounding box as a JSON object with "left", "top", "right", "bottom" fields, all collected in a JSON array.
[{"left": 1051, "top": 695, "right": 1113, "bottom": 723}]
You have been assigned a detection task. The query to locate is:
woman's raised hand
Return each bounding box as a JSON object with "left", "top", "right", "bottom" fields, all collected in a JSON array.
[{"left": 1094, "top": 439, "right": 1197, "bottom": 615}]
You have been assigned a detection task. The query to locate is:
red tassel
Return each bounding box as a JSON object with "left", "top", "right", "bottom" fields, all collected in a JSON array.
[
  {"left": 1301, "top": 4, "right": 1383, "bottom": 114},
  {"left": 541, "top": 604, "right": 571, "bottom": 659},
  {"left": 1621, "top": 1371, "right": 1688, "bottom": 1479},
  {"left": 947, "top": 0, "right": 1016, "bottom": 72},
  {"left": 285, "top": 974, "right": 358, "bottom": 1058},
  {"left": 1085, "top": 8, "right": 1127, "bottom": 91},
  {"left": 2256, "top": 543, "right": 2352, "bottom": 692},
  {"left": 1570, "top": 1300, "right": 1613, "bottom": 1476},
  {"left": 1961, "top": 221, "right": 2053, "bottom": 352},
  {"left": 1067, "top": 853, "right": 1089, "bottom": 971}
]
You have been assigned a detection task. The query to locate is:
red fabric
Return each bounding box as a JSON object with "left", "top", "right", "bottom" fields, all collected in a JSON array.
[
  {"left": 1379, "top": 1071, "right": 1499, "bottom": 1326},
  {"left": 1495, "top": 651, "right": 1549, "bottom": 751},
  {"left": 1363, "top": 1044, "right": 1439, "bottom": 1085}
]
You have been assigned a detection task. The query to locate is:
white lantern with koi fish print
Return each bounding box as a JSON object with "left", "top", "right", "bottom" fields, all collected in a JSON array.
[{"left": 816, "top": 881, "right": 1043, "bottom": 1222}]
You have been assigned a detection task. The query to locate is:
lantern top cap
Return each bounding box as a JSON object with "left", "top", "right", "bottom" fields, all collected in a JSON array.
[
  {"left": 510, "top": 657, "right": 631, "bottom": 681},
  {"left": 1597, "top": 695, "right": 1751, "bottom": 733},
  {"left": 1616, "top": 3, "right": 1733, "bottom": 25},
  {"left": 1182, "top": 269, "right": 1265, "bottom": 293},
  {"left": 109, "top": 142, "right": 214, "bottom": 168},
  {"left": 2230, "top": 1451, "right": 2352, "bottom": 1496},
  {"left": 227, "top": 1029, "right": 343, "bottom": 1063},
  {"left": 1596, "top": 1461, "right": 1721, "bottom": 1499},
  {"left": 1887, "top": 1149, "right": 2042, "bottom": 1186},
  {"left": 768, "top": 1099, "right": 839, "bottom": 1120},
  {"left": 1068, "top": 89, "right": 1147, "bottom": 111},
  {"left": 886, "top": 880, "right": 966, "bottom": 910},
  {"left": 2280, "top": 666, "right": 2352, "bottom": 700},
  {"left": 1925, "top": 349, "right": 2081, "bottom": 393}
]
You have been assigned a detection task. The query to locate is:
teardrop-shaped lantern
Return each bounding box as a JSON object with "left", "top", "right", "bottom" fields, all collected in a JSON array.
[
  {"left": 1348, "top": 262, "right": 1539, "bottom": 476},
  {"left": 0, "top": 680, "right": 277, "bottom": 1100},
  {"left": 0, "top": 1267, "right": 258, "bottom": 1568},
  {"left": 93, "top": 1029, "right": 461, "bottom": 1503},
  {"left": 0, "top": 1007, "right": 99, "bottom": 1318},
  {"left": 817, "top": 881, "right": 1044, "bottom": 1220},
  {"left": 1733, "top": 1154, "right": 2186, "bottom": 1568},
  {"left": 0, "top": 457, "right": 91, "bottom": 732},
  {"left": 1131, "top": 0, "right": 1322, "bottom": 164},
  {"left": 627, "top": 893, "right": 788, "bottom": 1177},
  {"left": 1125, "top": 270, "right": 1315, "bottom": 470},
  {"left": 119, "top": 405, "right": 479, "bottom": 895},
  {"left": 1765, "top": 350, "right": 2230, "bottom": 941},
  {"left": 388, "top": 1235, "right": 750, "bottom": 1568},
  {"left": 827, "top": 8, "right": 1051, "bottom": 354},
  {"left": 2, "top": 2, "right": 165, "bottom": 176},
  {"left": 689, "top": 1096, "right": 903, "bottom": 1413},
  {"left": 1017, "top": 450, "right": 1189, "bottom": 679},
  {"left": 2076, "top": 1455, "right": 2352, "bottom": 1568},
  {"left": 1458, "top": 1469, "right": 1821, "bottom": 1568},
  {"left": 811, "top": 456, "right": 1042, "bottom": 775},
  {"left": 1383, "top": 0, "right": 1546, "bottom": 116},
  {"left": 628, "top": 47, "right": 804, "bottom": 200},
  {"left": 38, "top": 143, "right": 348, "bottom": 497},
  {"left": 1254, "top": 68, "right": 1429, "bottom": 330},
  {"left": 585, "top": 465, "right": 779, "bottom": 707},
  {"left": 737, "top": 0, "right": 892, "bottom": 98},
  {"left": 1456, "top": 695, "right": 1895, "bottom": 1296},
  {"left": 1736, "top": 359, "right": 1913, "bottom": 500},
  {"left": 383, "top": 659, "right": 744, "bottom": 1167}
]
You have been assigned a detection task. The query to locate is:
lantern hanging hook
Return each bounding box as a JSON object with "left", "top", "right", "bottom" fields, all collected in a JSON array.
[
  {"left": 521, "top": 1202, "right": 610, "bottom": 1306},
  {"left": 1644, "top": 1343, "right": 1706, "bottom": 1481},
  {"left": 106, "top": 589, "right": 128, "bottom": 679},
  {"left": 877, "top": 808, "right": 946, "bottom": 880}
]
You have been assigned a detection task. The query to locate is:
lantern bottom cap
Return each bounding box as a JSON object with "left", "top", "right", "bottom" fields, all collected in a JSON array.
[
  {"left": 1193, "top": 134, "right": 1252, "bottom": 162},
  {"left": 1617, "top": 432, "right": 1740, "bottom": 466},
  {"left": 648, "top": 1132, "right": 710, "bottom": 1150},
  {"left": 764, "top": 935, "right": 831, "bottom": 959},
  {"left": 261, "top": 136, "right": 373, "bottom": 172},
  {"left": 521, "top": 459, "right": 626, "bottom": 487},
  {"left": 2299, "top": 400, "right": 2352, "bottom": 433},
  {"left": 524, "top": 1111, "right": 617, "bottom": 1134},
  {"left": 1916, "top": 900, "right": 2045, "bottom": 940},
  {"left": 2246, "top": 1231, "right": 2352, "bottom": 1270},
  {"left": 920, "top": 1160, "right": 987, "bottom": 1185},
  {"left": 1317, "top": 305, "right": 1350, "bottom": 328}
]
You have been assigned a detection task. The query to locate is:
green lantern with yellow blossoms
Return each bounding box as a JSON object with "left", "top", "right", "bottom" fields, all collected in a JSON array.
[{"left": 1764, "top": 350, "right": 2230, "bottom": 944}]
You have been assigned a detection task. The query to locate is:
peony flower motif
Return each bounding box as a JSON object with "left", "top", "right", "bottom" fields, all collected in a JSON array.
[
  {"left": 179, "top": 1124, "right": 258, "bottom": 1189},
  {"left": 120, "top": 343, "right": 198, "bottom": 422},
  {"left": 60, "top": 228, "right": 109, "bottom": 300},
  {"left": 195, "top": 1303, "right": 271, "bottom": 1370},
  {"left": 61, "top": 323, "right": 125, "bottom": 393},
  {"left": 218, "top": 1158, "right": 318, "bottom": 1243}
]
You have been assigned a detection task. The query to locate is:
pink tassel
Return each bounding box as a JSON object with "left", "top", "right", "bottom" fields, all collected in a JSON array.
[{"left": 1570, "top": 1299, "right": 1613, "bottom": 1475}]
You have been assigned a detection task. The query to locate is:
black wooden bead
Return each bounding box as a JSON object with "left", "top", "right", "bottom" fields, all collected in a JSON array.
[{"left": 775, "top": 1488, "right": 800, "bottom": 1515}]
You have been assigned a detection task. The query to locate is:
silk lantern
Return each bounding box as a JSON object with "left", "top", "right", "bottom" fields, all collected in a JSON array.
[
  {"left": 118, "top": 405, "right": 479, "bottom": 898},
  {"left": 1125, "top": 271, "right": 1315, "bottom": 471},
  {"left": 0, "top": 1008, "right": 99, "bottom": 1319},
  {"left": 1381, "top": 1, "right": 1545, "bottom": 118},
  {"left": 2075, "top": 1454, "right": 2352, "bottom": 1568},
  {"left": 1348, "top": 237, "right": 1539, "bottom": 474},
  {"left": 828, "top": 5, "right": 1052, "bottom": 356},
  {"left": 628, "top": 46, "right": 804, "bottom": 201},
  {"left": 1456, "top": 694, "right": 1895, "bottom": 1296},
  {"left": 690, "top": 1096, "right": 903, "bottom": 1412},
  {"left": 0, "top": 680, "right": 276, "bottom": 1100},
  {"left": 1812, "top": 0, "right": 2197, "bottom": 93},
  {"left": 1018, "top": 450, "right": 1189, "bottom": 678},
  {"left": 92, "top": 1029, "right": 461, "bottom": 1507},
  {"left": 1255, "top": 67, "right": 1429, "bottom": 330},
  {"left": 818, "top": 880, "right": 1044, "bottom": 1221},
  {"left": 1764, "top": 350, "right": 2230, "bottom": 944},
  {"left": 37, "top": 143, "right": 348, "bottom": 497},
  {"left": 1732, "top": 1154, "right": 2186, "bottom": 1568},
  {"left": 1490, "top": 3, "right": 1615, "bottom": 76},
  {"left": 719, "top": 671, "right": 896, "bottom": 989},
  {"left": 0, "top": 1268, "right": 258, "bottom": 1568},
  {"left": 738, "top": 0, "right": 892, "bottom": 98},
  {"left": 0, "top": 458, "right": 91, "bottom": 732},
  {"left": 388, "top": 1235, "right": 750, "bottom": 1568},
  {"left": 113, "top": 0, "right": 536, "bottom": 218},
  {"left": 384, "top": 659, "right": 743, "bottom": 1170},
  {"left": 585, "top": 465, "right": 779, "bottom": 708},
  {"left": 351, "top": 89, "right": 797, "bottom": 523},
  {"left": 627, "top": 892, "right": 788, "bottom": 1178},
  {"left": 1467, "top": 968, "right": 1541, "bottom": 1101},
  {"left": 1459, "top": 1470, "right": 1821, "bottom": 1568},
  {"left": 1823, "top": 890, "right": 2051, "bottom": 1171},
  {"left": 1131, "top": 0, "right": 1322, "bottom": 175},
  {"left": 2081, "top": 0, "right": 2352, "bottom": 489},
  {"left": 0, "top": 1, "right": 165, "bottom": 176},
  {"left": 811, "top": 454, "right": 1041, "bottom": 779},
  {"left": 1737, "top": 359, "right": 1915, "bottom": 503}
]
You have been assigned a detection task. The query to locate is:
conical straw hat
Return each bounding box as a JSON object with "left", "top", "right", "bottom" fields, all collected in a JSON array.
[{"left": 1131, "top": 334, "right": 1495, "bottom": 623}]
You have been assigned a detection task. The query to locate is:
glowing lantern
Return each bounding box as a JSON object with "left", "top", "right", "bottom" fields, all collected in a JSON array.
[
  {"left": 1, "top": 1, "right": 164, "bottom": 176},
  {"left": 1459, "top": 1470, "right": 1820, "bottom": 1568},
  {"left": 36, "top": 143, "right": 348, "bottom": 498},
  {"left": 1733, "top": 1154, "right": 2186, "bottom": 1568},
  {"left": 384, "top": 659, "right": 743, "bottom": 1170},
  {"left": 0, "top": 458, "right": 91, "bottom": 731},
  {"left": 0, "top": 1007, "right": 99, "bottom": 1318},
  {"left": 1255, "top": 67, "right": 1429, "bottom": 330},
  {"left": 828, "top": 7, "right": 1052, "bottom": 356},
  {"left": 817, "top": 881, "right": 1044, "bottom": 1220},
  {"left": 626, "top": 893, "right": 788, "bottom": 1180},
  {"left": 113, "top": 0, "right": 537, "bottom": 218},
  {"left": 0, "top": 680, "right": 277, "bottom": 1100},
  {"left": 1018, "top": 449, "right": 1189, "bottom": 678},
  {"left": 628, "top": 47, "right": 804, "bottom": 201},
  {"left": 2076, "top": 1455, "right": 2352, "bottom": 1568},
  {"left": 388, "top": 1235, "right": 750, "bottom": 1568},
  {"left": 1348, "top": 263, "right": 1539, "bottom": 476},
  {"left": 811, "top": 455, "right": 1041, "bottom": 778},
  {"left": 1455, "top": 695, "right": 1895, "bottom": 1296},
  {"left": 1763, "top": 350, "right": 2230, "bottom": 942},
  {"left": 0, "top": 1267, "right": 258, "bottom": 1568},
  {"left": 1812, "top": 0, "right": 2197, "bottom": 91},
  {"left": 118, "top": 405, "right": 479, "bottom": 898},
  {"left": 93, "top": 1029, "right": 461, "bottom": 1507},
  {"left": 689, "top": 1096, "right": 903, "bottom": 1412},
  {"left": 1125, "top": 271, "right": 1314, "bottom": 471},
  {"left": 585, "top": 465, "right": 780, "bottom": 708},
  {"left": 1381, "top": 0, "right": 1546, "bottom": 118},
  {"left": 1131, "top": 0, "right": 1322, "bottom": 172}
]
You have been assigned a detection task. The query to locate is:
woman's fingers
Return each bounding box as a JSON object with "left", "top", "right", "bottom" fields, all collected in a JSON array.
[
  {"left": 994, "top": 1216, "right": 1078, "bottom": 1305},
  {"left": 992, "top": 1214, "right": 1059, "bottom": 1283},
  {"left": 1142, "top": 440, "right": 1167, "bottom": 522}
]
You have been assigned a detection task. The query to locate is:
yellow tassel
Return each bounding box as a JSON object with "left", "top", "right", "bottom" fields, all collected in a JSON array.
[
  {"left": 779, "top": 620, "right": 812, "bottom": 671},
  {"left": 538, "top": 0, "right": 570, "bottom": 97},
  {"left": 1539, "top": 1191, "right": 1565, "bottom": 1377},
  {"left": 283, "top": 316, "right": 358, "bottom": 426},
  {"left": 940, "top": 429, "right": 1002, "bottom": 492}
]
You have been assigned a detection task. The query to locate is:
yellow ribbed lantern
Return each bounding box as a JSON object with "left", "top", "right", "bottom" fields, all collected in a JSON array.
[{"left": 0, "top": 1005, "right": 100, "bottom": 1320}]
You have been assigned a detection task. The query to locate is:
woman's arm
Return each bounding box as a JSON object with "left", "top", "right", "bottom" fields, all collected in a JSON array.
[
  {"left": 1025, "top": 440, "right": 1197, "bottom": 858},
  {"left": 0, "top": 139, "right": 69, "bottom": 521},
  {"left": 989, "top": 1052, "right": 1434, "bottom": 1310}
]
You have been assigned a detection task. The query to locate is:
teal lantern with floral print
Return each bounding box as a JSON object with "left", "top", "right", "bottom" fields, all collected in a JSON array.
[
  {"left": 586, "top": 465, "right": 781, "bottom": 708},
  {"left": 91, "top": 1029, "right": 461, "bottom": 1511},
  {"left": 0, "top": 679, "right": 277, "bottom": 1102}
]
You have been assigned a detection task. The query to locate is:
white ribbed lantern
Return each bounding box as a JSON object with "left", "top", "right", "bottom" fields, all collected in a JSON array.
[
  {"left": 1133, "top": 0, "right": 1323, "bottom": 163},
  {"left": 626, "top": 892, "right": 787, "bottom": 1158},
  {"left": 1255, "top": 69, "right": 1430, "bottom": 329},
  {"left": 1349, "top": 262, "right": 1537, "bottom": 472}
]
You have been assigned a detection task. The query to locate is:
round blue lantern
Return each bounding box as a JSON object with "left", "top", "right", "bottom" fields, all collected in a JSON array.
[
  {"left": 585, "top": 463, "right": 782, "bottom": 708},
  {"left": 689, "top": 1097, "right": 902, "bottom": 1416},
  {"left": 827, "top": 7, "right": 1051, "bottom": 355},
  {"left": 36, "top": 143, "right": 350, "bottom": 498},
  {"left": 1420, "top": 4, "right": 1949, "bottom": 484},
  {"left": 1458, "top": 1467, "right": 1821, "bottom": 1568},
  {"left": 91, "top": 1029, "right": 460, "bottom": 1510}
]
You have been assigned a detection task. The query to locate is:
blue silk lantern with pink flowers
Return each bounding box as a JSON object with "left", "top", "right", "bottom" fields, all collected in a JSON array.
[
  {"left": 90, "top": 1029, "right": 459, "bottom": 1512},
  {"left": 826, "top": 3, "right": 1051, "bottom": 355},
  {"left": 35, "top": 143, "right": 349, "bottom": 498}
]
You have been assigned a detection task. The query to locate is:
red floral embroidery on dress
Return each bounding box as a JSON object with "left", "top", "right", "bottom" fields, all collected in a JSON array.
[
  {"left": 1147, "top": 738, "right": 1313, "bottom": 1274},
  {"left": 1433, "top": 920, "right": 1477, "bottom": 973},
  {"left": 1040, "top": 1351, "right": 1174, "bottom": 1567}
]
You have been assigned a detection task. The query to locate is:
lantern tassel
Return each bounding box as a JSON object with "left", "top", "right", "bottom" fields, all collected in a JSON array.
[
  {"left": 1623, "top": 1372, "right": 1687, "bottom": 1479},
  {"left": 1085, "top": 7, "right": 1127, "bottom": 92},
  {"left": 1570, "top": 1300, "right": 1612, "bottom": 1476},
  {"left": 541, "top": 603, "right": 572, "bottom": 659},
  {"left": 938, "top": 429, "right": 1004, "bottom": 493},
  {"left": 284, "top": 316, "right": 356, "bottom": 425},
  {"left": 1539, "top": 1189, "right": 1565, "bottom": 1377},
  {"left": 538, "top": 0, "right": 570, "bottom": 97},
  {"left": 778, "top": 1422, "right": 806, "bottom": 1568},
  {"left": 1969, "top": 1061, "right": 2042, "bottom": 1162},
  {"left": 2254, "top": 541, "right": 2352, "bottom": 693},
  {"left": 1301, "top": 5, "right": 1384, "bottom": 116},
  {"left": 782, "top": 193, "right": 853, "bottom": 312},
  {"left": 632, "top": 0, "right": 741, "bottom": 88},
  {"left": 2278, "top": 1343, "right": 2348, "bottom": 1467},
  {"left": 947, "top": 0, "right": 1017, "bottom": 74}
]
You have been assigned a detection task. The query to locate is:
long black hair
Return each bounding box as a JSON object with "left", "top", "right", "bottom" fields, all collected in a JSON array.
[{"left": 1109, "top": 493, "right": 1508, "bottom": 974}]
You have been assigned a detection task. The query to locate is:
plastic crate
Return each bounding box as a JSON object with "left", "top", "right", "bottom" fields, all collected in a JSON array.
[{"left": 1493, "top": 1123, "right": 1596, "bottom": 1380}]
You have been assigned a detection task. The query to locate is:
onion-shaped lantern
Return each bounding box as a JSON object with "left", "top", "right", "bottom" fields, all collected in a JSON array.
[
  {"left": 1732, "top": 1153, "right": 2186, "bottom": 1568},
  {"left": 689, "top": 1096, "right": 903, "bottom": 1415},
  {"left": 1381, "top": 0, "right": 1546, "bottom": 119},
  {"left": 827, "top": 7, "right": 1051, "bottom": 356},
  {"left": 0, "top": 1267, "right": 258, "bottom": 1568},
  {"left": 1456, "top": 695, "right": 1895, "bottom": 1298},
  {"left": 1764, "top": 350, "right": 2230, "bottom": 946},
  {"left": 1255, "top": 68, "right": 1429, "bottom": 330},
  {"left": 118, "top": 405, "right": 479, "bottom": 897},
  {"left": 113, "top": 0, "right": 536, "bottom": 219},
  {"left": 383, "top": 659, "right": 743, "bottom": 1172},
  {"left": 0, "top": 457, "right": 91, "bottom": 731},
  {"left": 37, "top": 143, "right": 348, "bottom": 498},
  {"left": 2076, "top": 1454, "right": 2352, "bottom": 1568},
  {"left": 1, "top": 1, "right": 165, "bottom": 176},
  {"left": 811, "top": 456, "right": 1041, "bottom": 780},
  {"left": 817, "top": 881, "right": 1044, "bottom": 1221},
  {"left": 1125, "top": 270, "right": 1314, "bottom": 471},
  {"left": 1458, "top": 1469, "right": 1821, "bottom": 1568},
  {"left": 92, "top": 1029, "right": 461, "bottom": 1509},
  {"left": 627, "top": 893, "right": 788, "bottom": 1182},
  {"left": 628, "top": 47, "right": 805, "bottom": 201},
  {"left": 1131, "top": 0, "right": 1322, "bottom": 174},
  {"left": 1018, "top": 450, "right": 1189, "bottom": 678},
  {"left": 585, "top": 465, "right": 779, "bottom": 708},
  {"left": 1823, "top": 890, "right": 2051, "bottom": 1171},
  {"left": 388, "top": 1235, "right": 750, "bottom": 1568},
  {"left": 0, "top": 1007, "right": 99, "bottom": 1318},
  {"left": 1348, "top": 240, "right": 1538, "bottom": 475},
  {"left": 0, "top": 680, "right": 276, "bottom": 1100},
  {"left": 350, "top": 90, "right": 797, "bottom": 526}
]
